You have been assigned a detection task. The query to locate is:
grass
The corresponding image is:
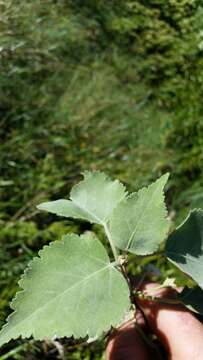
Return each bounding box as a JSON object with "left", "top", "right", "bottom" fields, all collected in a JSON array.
[{"left": 0, "top": 61, "right": 199, "bottom": 359}]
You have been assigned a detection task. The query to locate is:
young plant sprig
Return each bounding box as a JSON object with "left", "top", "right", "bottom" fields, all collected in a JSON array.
[{"left": 0, "top": 171, "right": 203, "bottom": 347}]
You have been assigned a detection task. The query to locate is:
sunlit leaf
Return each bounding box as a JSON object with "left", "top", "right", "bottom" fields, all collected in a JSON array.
[
  {"left": 37, "top": 171, "right": 127, "bottom": 225},
  {"left": 110, "top": 174, "right": 169, "bottom": 255},
  {"left": 0, "top": 233, "right": 130, "bottom": 347}
]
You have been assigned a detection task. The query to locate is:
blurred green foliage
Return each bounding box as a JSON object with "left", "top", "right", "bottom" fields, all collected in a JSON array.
[{"left": 0, "top": 0, "right": 203, "bottom": 358}]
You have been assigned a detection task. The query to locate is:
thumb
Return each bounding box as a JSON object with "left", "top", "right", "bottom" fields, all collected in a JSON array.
[{"left": 138, "top": 283, "right": 203, "bottom": 360}]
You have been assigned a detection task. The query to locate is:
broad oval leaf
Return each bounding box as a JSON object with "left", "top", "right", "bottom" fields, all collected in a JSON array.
[
  {"left": 110, "top": 174, "right": 169, "bottom": 255},
  {"left": 0, "top": 233, "right": 130, "bottom": 347},
  {"left": 37, "top": 171, "right": 127, "bottom": 225},
  {"left": 165, "top": 209, "right": 203, "bottom": 289}
]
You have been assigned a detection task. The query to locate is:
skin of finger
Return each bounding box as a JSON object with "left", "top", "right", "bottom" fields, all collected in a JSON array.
[
  {"left": 106, "top": 320, "right": 152, "bottom": 360},
  {"left": 138, "top": 283, "right": 203, "bottom": 360}
]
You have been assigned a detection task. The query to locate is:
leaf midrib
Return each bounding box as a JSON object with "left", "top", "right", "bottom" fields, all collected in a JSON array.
[
  {"left": 1, "top": 262, "right": 115, "bottom": 339},
  {"left": 126, "top": 183, "right": 162, "bottom": 249},
  {"left": 73, "top": 198, "right": 104, "bottom": 224}
]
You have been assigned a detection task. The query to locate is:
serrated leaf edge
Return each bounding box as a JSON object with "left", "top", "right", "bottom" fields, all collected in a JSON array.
[
  {"left": 0, "top": 234, "right": 130, "bottom": 346},
  {"left": 110, "top": 173, "right": 169, "bottom": 255},
  {"left": 37, "top": 171, "right": 127, "bottom": 225},
  {"left": 127, "top": 173, "right": 169, "bottom": 252}
]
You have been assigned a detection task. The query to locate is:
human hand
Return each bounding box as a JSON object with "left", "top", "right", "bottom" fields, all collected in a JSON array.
[{"left": 106, "top": 283, "right": 203, "bottom": 359}]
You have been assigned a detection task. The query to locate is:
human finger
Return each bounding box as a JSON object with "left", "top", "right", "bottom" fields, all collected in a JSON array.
[
  {"left": 138, "top": 283, "right": 203, "bottom": 360},
  {"left": 106, "top": 312, "right": 154, "bottom": 360}
]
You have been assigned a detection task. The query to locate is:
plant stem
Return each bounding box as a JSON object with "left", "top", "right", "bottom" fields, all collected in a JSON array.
[
  {"left": 134, "top": 290, "right": 182, "bottom": 305},
  {"left": 134, "top": 323, "right": 163, "bottom": 359},
  {"left": 135, "top": 251, "right": 164, "bottom": 260},
  {"left": 103, "top": 223, "right": 119, "bottom": 262},
  {"left": 117, "top": 262, "right": 164, "bottom": 355}
]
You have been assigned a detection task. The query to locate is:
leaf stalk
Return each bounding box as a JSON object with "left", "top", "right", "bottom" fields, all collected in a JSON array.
[{"left": 103, "top": 223, "right": 119, "bottom": 262}]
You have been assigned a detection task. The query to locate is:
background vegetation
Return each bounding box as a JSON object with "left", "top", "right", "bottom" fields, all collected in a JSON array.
[{"left": 0, "top": 0, "right": 203, "bottom": 358}]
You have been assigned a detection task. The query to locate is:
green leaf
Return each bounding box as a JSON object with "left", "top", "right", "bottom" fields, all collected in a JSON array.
[
  {"left": 0, "top": 233, "right": 130, "bottom": 347},
  {"left": 166, "top": 209, "right": 203, "bottom": 289},
  {"left": 178, "top": 287, "right": 203, "bottom": 314},
  {"left": 110, "top": 174, "right": 169, "bottom": 255},
  {"left": 37, "top": 171, "right": 126, "bottom": 225}
]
